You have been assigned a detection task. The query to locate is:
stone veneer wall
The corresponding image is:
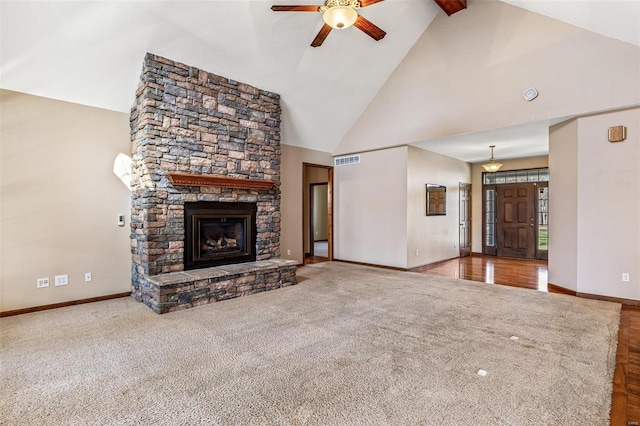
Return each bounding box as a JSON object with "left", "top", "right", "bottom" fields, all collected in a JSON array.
[{"left": 130, "top": 53, "right": 282, "bottom": 301}]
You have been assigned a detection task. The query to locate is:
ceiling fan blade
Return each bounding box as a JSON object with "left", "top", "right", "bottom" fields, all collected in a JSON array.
[
  {"left": 353, "top": 15, "right": 386, "bottom": 41},
  {"left": 311, "top": 24, "right": 332, "bottom": 47},
  {"left": 271, "top": 5, "right": 321, "bottom": 12},
  {"left": 359, "top": 0, "right": 385, "bottom": 7}
]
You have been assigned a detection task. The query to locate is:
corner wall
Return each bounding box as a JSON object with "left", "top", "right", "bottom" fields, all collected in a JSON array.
[
  {"left": 334, "top": 147, "right": 408, "bottom": 268},
  {"left": 333, "top": 146, "right": 469, "bottom": 269},
  {"left": 548, "top": 120, "right": 578, "bottom": 291},
  {"left": 0, "top": 90, "right": 131, "bottom": 312},
  {"left": 550, "top": 107, "right": 640, "bottom": 299}
]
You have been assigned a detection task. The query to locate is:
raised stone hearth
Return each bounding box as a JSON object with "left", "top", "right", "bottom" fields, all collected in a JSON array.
[
  {"left": 140, "top": 259, "right": 297, "bottom": 314},
  {"left": 129, "top": 53, "right": 296, "bottom": 313}
]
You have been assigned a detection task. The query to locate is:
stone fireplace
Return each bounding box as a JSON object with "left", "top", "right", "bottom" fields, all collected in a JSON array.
[{"left": 129, "top": 53, "right": 296, "bottom": 313}]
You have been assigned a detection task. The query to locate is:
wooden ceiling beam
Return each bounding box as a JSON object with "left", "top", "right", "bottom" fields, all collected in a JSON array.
[{"left": 433, "top": 0, "right": 467, "bottom": 16}]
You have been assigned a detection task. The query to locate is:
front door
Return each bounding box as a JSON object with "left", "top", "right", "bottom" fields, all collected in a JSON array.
[
  {"left": 497, "top": 184, "right": 535, "bottom": 259},
  {"left": 459, "top": 183, "right": 471, "bottom": 257}
]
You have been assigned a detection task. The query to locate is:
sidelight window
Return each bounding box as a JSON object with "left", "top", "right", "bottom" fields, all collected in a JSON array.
[
  {"left": 485, "top": 189, "right": 496, "bottom": 247},
  {"left": 537, "top": 186, "right": 549, "bottom": 252}
]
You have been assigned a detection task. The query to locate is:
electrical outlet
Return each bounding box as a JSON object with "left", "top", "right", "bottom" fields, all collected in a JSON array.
[
  {"left": 37, "top": 278, "right": 49, "bottom": 288},
  {"left": 54, "top": 274, "right": 69, "bottom": 286},
  {"left": 85, "top": 272, "right": 92, "bottom": 282},
  {"left": 622, "top": 273, "right": 630, "bottom": 282},
  {"left": 454, "top": 242, "right": 457, "bottom": 248},
  {"left": 287, "top": 249, "right": 291, "bottom": 256},
  {"left": 415, "top": 249, "right": 419, "bottom": 257}
]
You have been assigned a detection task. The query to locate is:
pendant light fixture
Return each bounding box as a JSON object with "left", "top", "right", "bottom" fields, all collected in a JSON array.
[{"left": 482, "top": 145, "right": 503, "bottom": 173}]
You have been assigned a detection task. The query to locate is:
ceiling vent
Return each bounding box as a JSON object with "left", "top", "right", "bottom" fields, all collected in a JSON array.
[{"left": 334, "top": 155, "right": 360, "bottom": 166}]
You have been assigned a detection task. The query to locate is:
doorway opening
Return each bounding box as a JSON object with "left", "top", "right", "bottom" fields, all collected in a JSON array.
[
  {"left": 303, "top": 163, "right": 334, "bottom": 264},
  {"left": 482, "top": 168, "right": 549, "bottom": 260}
]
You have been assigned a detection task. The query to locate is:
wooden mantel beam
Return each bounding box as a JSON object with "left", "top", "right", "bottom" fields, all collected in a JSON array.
[{"left": 167, "top": 173, "right": 276, "bottom": 190}]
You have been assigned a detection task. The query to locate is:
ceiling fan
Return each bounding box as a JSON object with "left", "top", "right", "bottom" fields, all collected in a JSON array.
[
  {"left": 271, "top": 0, "right": 386, "bottom": 47},
  {"left": 271, "top": 0, "right": 466, "bottom": 48}
]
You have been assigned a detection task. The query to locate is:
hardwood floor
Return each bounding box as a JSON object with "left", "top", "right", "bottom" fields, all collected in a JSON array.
[
  {"left": 414, "top": 255, "right": 639, "bottom": 426},
  {"left": 413, "top": 255, "right": 551, "bottom": 291},
  {"left": 304, "top": 255, "right": 328, "bottom": 265}
]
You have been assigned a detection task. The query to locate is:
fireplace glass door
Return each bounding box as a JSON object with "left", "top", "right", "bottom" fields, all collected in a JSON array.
[
  {"left": 184, "top": 202, "right": 257, "bottom": 270},
  {"left": 196, "top": 216, "right": 249, "bottom": 261}
]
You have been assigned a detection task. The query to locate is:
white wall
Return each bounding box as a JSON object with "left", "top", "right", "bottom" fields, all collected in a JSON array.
[
  {"left": 334, "top": 146, "right": 469, "bottom": 269},
  {"left": 0, "top": 101, "right": 336, "bottom": 311},
  {"left": 407, "top": 147, "right": 471, "bottom": 268},
  {"left": 0, "top": 90, "right": 131, "bottom": 312},
  {"left": 548, "top": 121, "right": 579, "bottom": 291},
  {"left": 549, "top": 107, "right": 640, "bottom": 300},
  {"left": 470, "top": 156, "right": 549, "bottom": 254},
  {"left": 334, "top": 0, "right": 640, "bottom": 156},
  {"left": 576, "top": 108, "right": 640, "bottom": 299},
  {"left": 334, "top": 147, "right": 408, "bottom": 268}
]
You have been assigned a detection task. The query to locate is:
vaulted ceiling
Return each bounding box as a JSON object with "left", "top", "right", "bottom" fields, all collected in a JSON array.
[{"left": 1, "top": 0, "right": 639, "bottom": 161}]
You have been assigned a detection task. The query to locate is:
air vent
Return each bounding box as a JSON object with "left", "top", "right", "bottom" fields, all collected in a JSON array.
[{"left": 334, "top": 155, "right": 360, "bottom": 166}]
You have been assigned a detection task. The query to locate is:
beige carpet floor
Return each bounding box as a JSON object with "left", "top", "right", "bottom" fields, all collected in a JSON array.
[{"left": 1, "top": 262, "right": 620, "bottom": 425}]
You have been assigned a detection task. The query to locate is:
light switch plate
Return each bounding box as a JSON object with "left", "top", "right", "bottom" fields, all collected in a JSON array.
[{"left": 54, "top": 274, "right": 69, "bottom": 286}]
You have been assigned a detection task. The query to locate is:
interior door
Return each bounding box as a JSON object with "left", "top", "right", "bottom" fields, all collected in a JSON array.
[
  {"left": 459, "top": 183, "right": 471, "bottom": 257},
  {"left": 497, "top": 184, "right": 535, "bottom": 259}
]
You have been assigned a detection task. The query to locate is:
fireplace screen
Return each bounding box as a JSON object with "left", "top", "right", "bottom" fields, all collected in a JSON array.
[
  {"left": 196, "top": 216, "right": 247, "bottom": 260},
  {"left": 184, "top": 202, "right": 257, "bottom": 270}
]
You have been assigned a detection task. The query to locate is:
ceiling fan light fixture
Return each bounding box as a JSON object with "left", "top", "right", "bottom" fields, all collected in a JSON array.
[
  {"left": 321, "top": 0, "right": 359, "bottom": 29},
  {"left": 482, "top": 145, "right": 503, "bottom": 173}
]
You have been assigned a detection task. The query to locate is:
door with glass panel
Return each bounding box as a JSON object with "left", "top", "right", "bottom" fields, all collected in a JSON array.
[
  {"left": 482, "top": 168, "right": 549, "bottom": 260},
  {"left": 459, "top": 183, "right": 472, "bottom": 257}
]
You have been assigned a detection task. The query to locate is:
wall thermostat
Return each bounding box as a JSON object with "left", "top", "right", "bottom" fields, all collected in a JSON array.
[
  {"left": 523, "top": 87, "right": 539, "bottom": 101},
  {"left": 608, "top": 126, "right": 627, "bottom": 142}
]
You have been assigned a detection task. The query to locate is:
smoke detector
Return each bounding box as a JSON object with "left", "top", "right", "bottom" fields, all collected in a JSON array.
[{"left": 523, "top": 87, "right": 539, "bottom": 101}]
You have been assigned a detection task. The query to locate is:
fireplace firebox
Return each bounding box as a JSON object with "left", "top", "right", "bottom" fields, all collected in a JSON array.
[{"left": 184, "top": 202, "right": 257, "bottom": 270}]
